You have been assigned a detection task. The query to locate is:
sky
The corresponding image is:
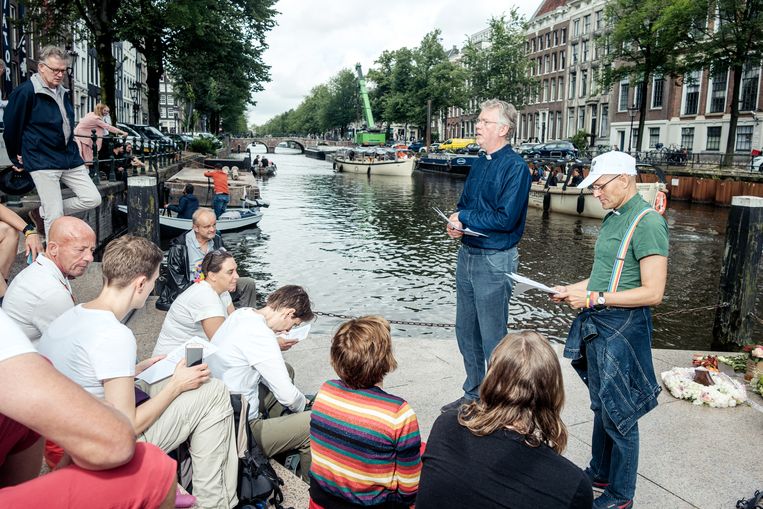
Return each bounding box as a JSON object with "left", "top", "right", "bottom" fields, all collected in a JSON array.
[{"left": 246, "top": 0, "right": 540, "bottom": 126}]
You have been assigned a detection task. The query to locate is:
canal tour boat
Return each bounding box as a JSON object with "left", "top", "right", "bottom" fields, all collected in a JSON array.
[
  {"left": 416, "top": 153, "right": 477, "bottom": 176},
  {"left": 117, "top": 204, "right": 263, "bottom": 233},
  {"left": 333, "top": 147, "right": 415, "bottom": 176}
]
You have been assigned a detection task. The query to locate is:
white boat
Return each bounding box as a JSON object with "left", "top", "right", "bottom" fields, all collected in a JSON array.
[
  {"left": 117, "top": 205, "right": 263, "bottom": 232},
  {"left": 334, "top": 157, "right": 414, "bottom": 176},
  {"left": 528, "top": 182, "right": 667, "bottom": 219}
]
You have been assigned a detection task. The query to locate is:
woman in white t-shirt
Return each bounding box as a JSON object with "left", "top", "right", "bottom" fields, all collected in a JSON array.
[{"left": 154, "top": 250, "right": 239, "bottom": 357}]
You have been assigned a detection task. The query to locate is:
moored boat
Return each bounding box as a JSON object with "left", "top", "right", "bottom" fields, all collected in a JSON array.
[
  {"left": 416, "top": 153, "right": 477, "bottom": 176},
  {"left": 333, "top": 147, "right": 414, "bottom": 176},
  {"left": 528, "top": 182, "right": 667, "bottom": 219},
  {"left": 117, "top": 205, "right": 263, "bottom": 232}
]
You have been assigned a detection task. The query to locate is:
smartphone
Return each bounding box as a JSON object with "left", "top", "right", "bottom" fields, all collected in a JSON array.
[
  {"left": 186, "top": 345, "right": 204, "bottom": 367},
  {"left": 26, "top": 251, "right": 33, "bottom": 265}
]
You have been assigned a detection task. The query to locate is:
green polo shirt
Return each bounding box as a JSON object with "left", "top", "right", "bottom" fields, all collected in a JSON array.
[{"left": 588, "top": 193, "right": 669, "bottom": 292}]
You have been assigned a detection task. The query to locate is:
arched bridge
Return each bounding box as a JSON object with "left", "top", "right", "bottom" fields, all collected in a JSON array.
[{"left": 229, "top": 137, "right": 353, "bottom": 154}]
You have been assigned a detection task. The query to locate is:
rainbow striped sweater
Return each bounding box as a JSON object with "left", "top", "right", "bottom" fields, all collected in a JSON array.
[{"left": 309, "top": 379, "right": 422, "bottom": 508}]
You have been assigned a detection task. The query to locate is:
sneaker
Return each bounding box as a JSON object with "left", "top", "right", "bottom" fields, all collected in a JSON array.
[
  {"left": 584, "top": 468, "right": 610, "bottom": 493},
  {"left": 440, "top": 396, "right": 473, "bottom": 413},
  {"left": 593, "top": 494, "right": 633, "bottom": 509}
]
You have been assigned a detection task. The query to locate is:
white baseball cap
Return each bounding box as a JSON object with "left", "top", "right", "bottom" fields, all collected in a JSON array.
[{"left": 578, "top": 151, "right": 637, "bottom": 189}]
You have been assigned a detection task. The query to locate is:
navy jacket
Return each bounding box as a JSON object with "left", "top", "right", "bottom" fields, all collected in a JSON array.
[
  {"left": 168, "top": 194, "right": 199, "bottom": 219},
  {"left": 457, "top": 144, "right": 531, "bottom": 250},
  {"left": 3, "top": 77, "right": 85, "bottom": 171}
]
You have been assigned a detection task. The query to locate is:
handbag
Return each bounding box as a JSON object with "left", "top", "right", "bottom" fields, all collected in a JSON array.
[{"left": 0, "top": 167, "right": 35, "bottom": 195}]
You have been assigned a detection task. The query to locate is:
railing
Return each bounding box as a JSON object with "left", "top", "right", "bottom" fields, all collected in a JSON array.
[{"left": 575, "top": 144, "right": 762, "bottom": 172}]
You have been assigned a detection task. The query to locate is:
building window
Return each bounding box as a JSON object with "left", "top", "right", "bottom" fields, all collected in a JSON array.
[
  {"left": 546, "top": 32, "right": 551, "bottom": 48},
  {"left": 573, "top": 19, "right": 580, "bottom": 37},
  {"left": 569, "top": 72, "right": 577, "bottom": 99},
  {"left": 740, "top": 62, "right": 760, "bottom": 111},
  {"left": 651, "top": 76, "right": 664, "bottom": 108},
  {"left": 560, "top": 51, "right": 566, "bottom": 69},
  {"left": 649, "top": 127, "right": 660, "bottom": 148},
  {"left": 582, "top": 40, "right": 589, "bottom": 62},
  {"left": 561, "top": 28, "right": 567, "bottom": 44},
  {"left": 571, "top": 44, "right": 578, "bottom": 65},
  {"left": 633, "top": 82, "right": 644, "bottom": 109},
  {"left": 558, "top": 78, "right": 564, "bottom": 101},
  {"left": 567, "top": 107, "right": 575, "bottom": 135},
  {"left": 583, "top": 15, "right": 591, "bottom": 34},
  {"left": 551, "top": 78, "right": 557, "bottom": 101},
  {"left": 552, "top": 52, "right": 557, "bottom": 71},
  {"left": 681, "top": 127, "right": 695, "bottom": 151},
  {"left": 578, "top": 107, "right": 585, "bottom": 130},
  {"left": 543, "top": 80, "right": 549, "bottom": 102},
  {"left": 596, "top": 10, "right": 603, "bottom": 30},
  {"left": 160, "top": 95, "right": 166, "bottom": 104},
  {"left": 554, "top": 30, "right": 559, "bottom": 46},
  {"left": 556, "top": 111, "right": 563, "bottom": 138},
  {"left": 619, "top": 81, "right": 629, "bottom": 111},
  {"left": 709, "top": 69, "right": 727, "bottom": 113},
  {"left": 581, "top": 70, "right": 588, "bottom": 97},
  {"left": 600, "top": 104, "right": 609, "bottom": 138},
  {"left": 736, "top": 125, "right": 753, "bottom": 151},
  {"left": 544, "top": 54, "right": 550, "bottom": 73},
  {"left": 531, "top": 39, "right": 536, "bottom": 52},
  {"left": 683, "top": 71, "right": 700, "bottom": 115},
  {"left": 706, "top": 126, "right": 722, "bottom": 151}
]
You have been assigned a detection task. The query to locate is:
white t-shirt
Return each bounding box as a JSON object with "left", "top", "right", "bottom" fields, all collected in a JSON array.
[
  {"left": 153, "top": 280, "right": 232, "bottom": 357},
  {"left": 207, "top": 308, "right": 305, "bottom": 420},
  {"left": 38, "top": 305, "right": 136, "bottom": 399},
  {"left": 0, "top": 309, "right": 37, "bottom": 363},
  {"left": 2, "top": 254, "right": 75, "bottom": 344}
]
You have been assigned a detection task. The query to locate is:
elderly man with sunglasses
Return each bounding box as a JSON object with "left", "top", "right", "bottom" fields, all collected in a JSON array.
[
  {"left": 552, "top": 151, "right": 669, "bottom": 509},
  {"left": 3, "top": 46, "right": 101, "bottom": 238}
]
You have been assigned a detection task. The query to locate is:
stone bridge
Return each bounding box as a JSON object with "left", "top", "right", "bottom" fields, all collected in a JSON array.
[{"left": 228, "top": 137, "right": 353, "bottom": 154}]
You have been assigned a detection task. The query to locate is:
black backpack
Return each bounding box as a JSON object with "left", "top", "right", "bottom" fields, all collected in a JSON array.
[{"left": 231, "top": 394, "right": 291, "bottom": 509}]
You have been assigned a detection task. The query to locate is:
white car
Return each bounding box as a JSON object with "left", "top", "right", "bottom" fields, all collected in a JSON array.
[{"left": 750, "top": 155, "right": 763, "bottom": 171}]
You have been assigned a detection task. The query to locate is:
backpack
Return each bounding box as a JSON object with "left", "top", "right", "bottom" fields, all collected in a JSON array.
[{"left": 231, "top": 394, "right": 291, "bottom": 509}]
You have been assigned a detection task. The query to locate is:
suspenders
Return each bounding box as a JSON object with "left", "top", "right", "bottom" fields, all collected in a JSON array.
[{"left": 607, "top": 207, "right": 656, "bottom": 293}]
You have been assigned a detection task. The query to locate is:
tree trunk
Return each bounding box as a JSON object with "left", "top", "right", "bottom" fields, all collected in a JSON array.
[
  {"left": 723, "top": 64, "right": 743, "bottom": 167},
  {"left": 143, "top": 33, "right": 164, "bottom": 126},
  {"left": 636, "top": 70, "right": 650, "bottom": 154},
  {"left": 96, "top": 33, "right": 117, "bottom": 114}
]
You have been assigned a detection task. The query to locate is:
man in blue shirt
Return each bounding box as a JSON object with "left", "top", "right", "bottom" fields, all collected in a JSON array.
[
  {"left": 166, "top": 183, "right": 199, "bottom": 219},
  {"left": 442, "top": 99, "right": 531, "bottom": 412}
]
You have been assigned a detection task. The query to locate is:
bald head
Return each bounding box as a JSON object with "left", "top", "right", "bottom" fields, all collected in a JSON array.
[{"left": 47, "top": 217, "right": 96, "bottom": 278}]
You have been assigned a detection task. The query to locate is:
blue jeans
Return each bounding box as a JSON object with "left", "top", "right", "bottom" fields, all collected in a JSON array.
[
  {"left": 455, "top": 245, "right": 518, "bottom": 400},
  {"left": 212, "top": 193, "right": 229, "bottom": 218}
]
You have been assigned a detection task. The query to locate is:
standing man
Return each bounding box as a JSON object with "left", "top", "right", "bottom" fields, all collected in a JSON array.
[
  {"left": 552, "top": 151, "right": 668, "bottom": 509},
  {"left": 204, "top": 164, "right": 229, "bottom": 218},
  {"left": 3, "top": 46, "right": 102, "bottom": 237},
  {"left": 442, "top": 99, "right": 531, "bottom": 412}
]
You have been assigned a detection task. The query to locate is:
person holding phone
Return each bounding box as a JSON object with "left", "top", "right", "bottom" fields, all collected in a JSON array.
[{"left": 39, "top": 235, "right": 239, "bottom": 509}]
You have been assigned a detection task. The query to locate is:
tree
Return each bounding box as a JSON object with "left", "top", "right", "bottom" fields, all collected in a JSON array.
[
  {"left": 599, "top": 0, "right": 706, "bottom": 152},
  {"left": 460, "top": 11, "right": 537, "bottom": 108},
  {"left": 322, "top": 69, "right": 360, "bottom": 137}
]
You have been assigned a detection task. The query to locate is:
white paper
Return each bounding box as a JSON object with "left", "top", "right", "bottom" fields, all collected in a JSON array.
[
  {"left": 507, "top": 272, "right": 557, "bottom": 294},
  {"left": 433, "top": 207, "right": 488, "bottom": 237},
  {"left": 282, "top": 323, "right": 311, "bottom": 342},
  {"left": 136, "top": 337, "right": 219, "bottom": 384}
]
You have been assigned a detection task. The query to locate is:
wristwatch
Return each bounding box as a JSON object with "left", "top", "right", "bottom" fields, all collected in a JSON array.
[{"left": 596, "top": 292, "right": 606, "bottom": 306}]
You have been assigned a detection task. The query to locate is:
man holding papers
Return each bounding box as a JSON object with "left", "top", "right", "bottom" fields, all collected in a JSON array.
[
  {"left": 207, "top": 285, "right": 315, "bottom": 481},
  {"left": 552, "top": 151, "right": 668, "bottom": 509},
  {"left": 442, "top": 99, "right": 531, "bottom": 412}
]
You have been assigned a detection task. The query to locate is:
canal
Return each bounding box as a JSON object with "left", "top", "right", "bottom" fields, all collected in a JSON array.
[{"left": 224, "top": 151, "right": 763, "bottom": 350}]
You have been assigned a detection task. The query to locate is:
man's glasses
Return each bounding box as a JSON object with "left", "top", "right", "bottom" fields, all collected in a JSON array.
[
  {"left": 588, "top": 175, "right": 621, "bottom": 192},
  {"left": 476, "top": 118, "right": 506, "bottom": 127},
  {"left": 40, "top": 62, "right": 67, "bottom": 76}
]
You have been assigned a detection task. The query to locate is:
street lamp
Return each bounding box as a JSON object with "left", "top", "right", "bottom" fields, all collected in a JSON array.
[
  {"left": 129, "top": 82, "right": 142, "bottom": 124},
  {"left": 627, "top": 103, "right": 638, "bottom": 153}
]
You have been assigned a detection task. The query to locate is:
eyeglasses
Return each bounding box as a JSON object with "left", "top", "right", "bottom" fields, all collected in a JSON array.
[
  {"left": 476, "top": 118, "right": 507, "bottom": 127},
  {"left": 588, "top": 175, "right": 621, "bottom": 192},
  {"left": 40, "top": 62, "right": 67, "bottom": 76}
]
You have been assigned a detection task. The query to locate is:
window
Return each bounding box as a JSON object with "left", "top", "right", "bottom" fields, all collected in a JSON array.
[
  {"left": 706, "top": 126, "right": 722, "bottom": 150},
  {"left": 543, "top": 80, "right": 549, "bottom": 102},
  {"left": 581, "top": 70, "right": 588, "bottom": 97},
  {"left": 549, "top": 112, "right": 555, "bottom": 139},
  {"left": 556, "top": 112, "right": 563, "bottom": 138},
  {"left": 531, "top": 38, "right": 536, "bottom": 52},
  {"left": 651, "top": 76, "right": 664, "bottom": 108},
  {"left": 736, "top": 126, "right": 753, "bottom": 151},
  {"left": 561, "top": 28, "right": 567, "bottom": 44},
  {"left": 683, "top": 71, "right": 700, "bottom": 115},
  {"left": 552, "top": 52, "right": 557, "bottom": 71},
  {"left": 681, "top": 127, "right": 695, "bottom": 150},
  {"left": 619, "top": 81, "right": 629, "bottom": 111},
  {"left": 571, "top": 43, "right": 578, "bottom": 64},
  {"left": 551, "top": 78, "right": 557, "bottom": 101},
  {"left": 167, "top": 96, "right": 174, "bottom": 106},
  {"left": 649, "top": 127, "right": 660, "bottom": 148},
  {"left": 583, "top": 15, "right": 591, "bottom": 34},
  {"left": 160, "top": 95, "right": 166, "bottom": 104},
  {"left": 582, "top": 40, "right": 589, "bottom": 62},
  {"left": 633, "top": 82, "right": 644, "bottom": 109},
  {"left": 709, "top": 69, "right": 727, "bottom": 113},
  {"left": 578, "top": 107, "right": 585, "bottom": 130},
  {"left": 544, "top": 54, "right": 550, "bottom": 73},
  {"left": 569, "top": 72, "right": 577, "bottom": 99},
  {"left": 596, "top": 10, "right": 603, "bottom": 30},
  {"left": 538, "top": 57, "right": 542, "bottom": 75},
  {"left": 740, "top": 62, "right": 760, "bottom": 111},
  {"left": 546, "top": 32, "right": 551, "bottom": 48},
  {"left": 554, "top": 30, "right": 559, "bottom": 46},
  {"left": 558, "top": 78, "right": 564, "bottom": 100},
  {"left": 573, "top": 19, "right": 580, "bottom": 37},
  {"left": 539, "top": 35, "right": 544, "bottom": 50},
  {"left": 567, "top": 108, "right": 575, "bottom": 135},
  {"left": 560, "top": 51, "right": 566, "bottom": 69},
  {"left": 600, "top": 105, "right": 609, "bottom": 138}
]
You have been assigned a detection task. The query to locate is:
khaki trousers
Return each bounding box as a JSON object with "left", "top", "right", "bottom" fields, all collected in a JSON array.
[
  {"left": 138, "top": 377, "right": 238, "bottom": 509},
  {"left": 29, "top": 166, "right": 102, "bottom": 237}
]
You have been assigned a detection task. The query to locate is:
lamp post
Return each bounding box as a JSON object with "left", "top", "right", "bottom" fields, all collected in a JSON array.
[
  {"left": 129, "top": 82, "right": 142, "bottom": 124},
  {"left": 627, "top": 103, "right": 638, "bottom": 154}
]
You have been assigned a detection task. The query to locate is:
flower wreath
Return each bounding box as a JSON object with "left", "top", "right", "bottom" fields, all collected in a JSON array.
[{"left": 661, "top": 367, "right": 747, "bottom": 408}]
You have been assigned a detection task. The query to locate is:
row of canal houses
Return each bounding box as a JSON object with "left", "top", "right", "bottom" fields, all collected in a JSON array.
[
  {"left": 442, "top": 0, "right": 763, "bottom": 157},
  {"left": 0, "top": 5, "right": 183, "bottom": 133}
]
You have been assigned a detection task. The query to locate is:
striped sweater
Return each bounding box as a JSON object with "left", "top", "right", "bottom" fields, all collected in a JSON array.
[{"left": 309, "top": 379, "right": 422, "bottom": 507}]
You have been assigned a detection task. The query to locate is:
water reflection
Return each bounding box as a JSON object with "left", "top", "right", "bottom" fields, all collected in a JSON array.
[{"left": 224, "top": 154, "right": 762, "bottom": 349}]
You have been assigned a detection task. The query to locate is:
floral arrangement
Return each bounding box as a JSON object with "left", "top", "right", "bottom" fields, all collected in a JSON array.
[
  {"left": 751, "top": 374, "right": 763, "bottom": 396},
  {"left": 661, "top": 367, "right": 747, "bottom": 408},
  {"left": 743, "top": 344, "right": 763, "bottom": 360}
]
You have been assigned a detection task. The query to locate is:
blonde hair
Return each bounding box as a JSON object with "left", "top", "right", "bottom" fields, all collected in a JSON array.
[
  {"left": 94, "top": 103, "right": 109, "bottom": 117},
  {"left": 458, "top": 331, "right": 568, "bottom": 453}
]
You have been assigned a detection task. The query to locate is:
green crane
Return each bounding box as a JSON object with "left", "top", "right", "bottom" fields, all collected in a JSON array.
[{"left": 354, "top": 63, "right": 386, "bottom": 146}]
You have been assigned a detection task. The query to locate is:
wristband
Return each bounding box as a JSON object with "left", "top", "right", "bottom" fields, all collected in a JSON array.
[{"left": 22, "top": 224, "right": 37, "bottom": 236}]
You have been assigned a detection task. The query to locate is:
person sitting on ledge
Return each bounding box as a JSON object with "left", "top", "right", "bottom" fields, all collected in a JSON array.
[
  {"left": 309, "top": 316, "right": 422, "bottom": 509},
  {"left": 0, "top": 203, "right": 43, "bottom": 301},
  {"left": 153, "top": 249, "right": 237, "bottom": 356},
  {"left": 156, "top": 207, "right": 256, "bottom": 310},
  {"left": 207, "top": 285, "right": 314, "bottom": 482},
  {"left": 416, "top": 331, "right": 592, "bottom": 509},
  {"left": 165, "top": 183, "right": 200, "bottom": 220}
]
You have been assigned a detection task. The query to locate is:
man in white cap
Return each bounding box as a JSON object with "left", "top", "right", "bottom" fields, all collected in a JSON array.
[{"left": 551, "top": 151, "right": 668, "bottom": 509}]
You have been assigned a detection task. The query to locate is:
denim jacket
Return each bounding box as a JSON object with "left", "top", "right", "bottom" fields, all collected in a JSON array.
[{"left": 564, "top": 307, "right": 661, "bottom": 434}]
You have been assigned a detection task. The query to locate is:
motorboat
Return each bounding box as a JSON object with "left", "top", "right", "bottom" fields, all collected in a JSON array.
[
  {"left": 117, "top": 205, "right": 263, "bottom": 232},
  {"left": 333, "top": 147, "right": 414, "bottom": 176}
]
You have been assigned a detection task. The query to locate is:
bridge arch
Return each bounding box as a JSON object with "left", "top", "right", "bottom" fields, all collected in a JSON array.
[{"left": 276, "top": 139, "right": 305, "bottom": 152}]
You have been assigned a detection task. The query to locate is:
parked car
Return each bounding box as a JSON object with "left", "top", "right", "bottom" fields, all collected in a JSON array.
[
  {"left": 128, "top": 124, "right": 176, "bottom": 149},
  {"left": 168, "top": 133, "right": 193, "bottom": 150},
  {"left": 524, "top": 140, "right": 578, "bottom": 160},
  {"left": 458, "top": 143, "right": 483, "bottom": 155},
  {"left": 115, "top": 123, "right": 148, "bottom": 151},
  {"left": 517, "top": 142, "right": 542, "bottom": 155},
  {"left": 439, "top": 138, "right": 476, "bottom": 153},
  {"left": 428, "top": 142, "right": 441, "bottom": 153},
  {"left": 750, "top": 155, "right": 763, "bottom": 172},
  {"left": 408, "top": 140, "right": 425, "bottom": 152}
]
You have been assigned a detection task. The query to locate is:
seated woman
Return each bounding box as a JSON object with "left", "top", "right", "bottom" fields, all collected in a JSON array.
[
  {"left": 309, "top": 316, "right": 422, "bottom": 509},
  {"left": 417, "top": 331, "right": 592, "bottom": 509},
  {"left": 0, "top": 204, "right": 43, "bottom": 299},
  {"left": 153, "top": 250, "right": 237, "bottom": 356}
]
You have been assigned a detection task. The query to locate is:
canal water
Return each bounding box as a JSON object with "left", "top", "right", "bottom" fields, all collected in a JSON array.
[{"left": 224, "top": 150, "right": 763, "bottom": 350}]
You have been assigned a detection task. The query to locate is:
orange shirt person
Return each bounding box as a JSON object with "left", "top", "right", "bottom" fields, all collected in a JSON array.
[{"left": 203, "top": 165, "right": 229, "bottom": 218}]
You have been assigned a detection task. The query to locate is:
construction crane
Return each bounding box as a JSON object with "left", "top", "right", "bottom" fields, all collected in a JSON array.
[{"left": 354, "top": 63, "right": 386, "bottom": 146}]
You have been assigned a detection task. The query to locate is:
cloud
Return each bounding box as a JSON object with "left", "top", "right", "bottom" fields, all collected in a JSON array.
[{"left": 247, "top": 0, "right": 538, "bottom": 126}]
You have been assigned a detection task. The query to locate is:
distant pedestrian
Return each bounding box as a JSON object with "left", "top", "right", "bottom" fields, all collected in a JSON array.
[
  {"left": 203, "top": 164, "right": 229, "bottom": 218},
  {"left": 73, "top": 103, "right": 127, "bottom": 166},
  {"left": 3, "top": 45, "right": 102, "bottom": 237}
]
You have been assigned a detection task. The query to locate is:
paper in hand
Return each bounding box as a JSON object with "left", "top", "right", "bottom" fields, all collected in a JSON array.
[
  {"left": 433, "top": 207, "right": 488, "bottom": 237},
  {"left": 506, "top": 272, "right": 557, "bottom": 295},
  {"left": 136, "top": 337, "right": 218, "bottom": 384},
  {"left": 282, "top": 323, "right": 311, "bottom": 342}
]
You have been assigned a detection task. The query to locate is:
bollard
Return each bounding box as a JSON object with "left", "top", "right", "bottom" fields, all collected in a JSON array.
[
  {"left": 90, "top": 129, "right": 100, "bottom": 184},
  {"left": 712, "top": 196, "right": 763, "bottom": 348},
  {"left": 127, "top": 176, "right": 160, "bottom": 245}
]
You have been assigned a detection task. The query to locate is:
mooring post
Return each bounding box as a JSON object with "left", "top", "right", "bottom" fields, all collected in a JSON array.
[
  {"left": 712, "top": 195, "right": 763, "bottom": 349},
  {"left": 127, "top": 176, "right": 160, "bottom": 245}
]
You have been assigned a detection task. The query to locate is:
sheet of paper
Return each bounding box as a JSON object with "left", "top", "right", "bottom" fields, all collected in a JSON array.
[
  {"left": 432, "top": 207, "right": 488, "bottom": 238},
  {"left": 282, "top": 323, "right": 311, "bottom": 342},
  {"left": 136, "top": 337, "right": 219, "bottom": 385},
  {"left": 507, "top": 272, "right": 557, "bottom": 294}
]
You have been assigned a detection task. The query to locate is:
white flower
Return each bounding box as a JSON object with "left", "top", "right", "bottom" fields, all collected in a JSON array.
[{"left": 660, "top": 368, "right": 747, "bottom": 408}]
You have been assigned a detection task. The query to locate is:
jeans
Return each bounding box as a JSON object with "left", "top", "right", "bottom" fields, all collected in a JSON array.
[
  {"left": 455, "top": 244, "right": 518, "bottom": 400},
  {"left": 29, "top": 166, "right": 102, "bottom": 237},
  {"left": 212, "top": 193, "right": 229, "bottom": 218}
]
